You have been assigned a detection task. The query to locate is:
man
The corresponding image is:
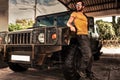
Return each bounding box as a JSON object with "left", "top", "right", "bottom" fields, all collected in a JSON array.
[{"left": 67, "top": 1, "right": 100, "bottom": 80}]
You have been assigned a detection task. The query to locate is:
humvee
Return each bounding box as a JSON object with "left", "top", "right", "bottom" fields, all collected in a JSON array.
[{"left": 0, "top": 10, "right": 102, "bottom": 80}]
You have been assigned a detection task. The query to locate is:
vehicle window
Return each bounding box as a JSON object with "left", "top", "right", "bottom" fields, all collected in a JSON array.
[
  {"left": 56, "top": 15, "right": 69, "bottom": 27},
  {"left": 34, "top": 12, "right": 70, "bottom": 27},
  {"left": 36, "top": 16, "right": 54, "bottom": 27}
]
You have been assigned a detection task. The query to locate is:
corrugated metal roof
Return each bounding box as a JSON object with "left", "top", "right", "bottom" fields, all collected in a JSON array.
[{"left": 58, "top": 0, "right": 120, "bottom": 13}]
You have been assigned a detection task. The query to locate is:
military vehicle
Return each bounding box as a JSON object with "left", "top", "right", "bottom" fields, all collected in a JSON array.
[
  {"left": 0, "top": 10, "right": 102, "bottom": 80},
  {"left": 0, "top": 0, "right": 102, "bottom": 79}
]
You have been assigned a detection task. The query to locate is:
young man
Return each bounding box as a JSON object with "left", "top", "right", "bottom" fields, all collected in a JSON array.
[{"left": 67, "top": 1, "right": 100, "bottom": 80}]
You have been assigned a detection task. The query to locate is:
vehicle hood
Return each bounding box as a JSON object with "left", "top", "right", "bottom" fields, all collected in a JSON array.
[{"left": 8, "top": 29, "right": 33, "bottom": 34}]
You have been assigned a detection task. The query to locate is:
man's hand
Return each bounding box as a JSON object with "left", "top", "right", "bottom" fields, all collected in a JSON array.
[{"left": 70, "top": 26, "right": 76, "bottom": 32}]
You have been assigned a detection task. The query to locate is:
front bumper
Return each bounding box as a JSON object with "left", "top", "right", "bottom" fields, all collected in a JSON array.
[{"left": 5, "top": 44, "right": 62, "bottom": 65}]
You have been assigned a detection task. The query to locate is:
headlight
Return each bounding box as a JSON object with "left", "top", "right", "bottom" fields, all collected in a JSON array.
[
  {"left": 0, "top": 31, "right": 8, "bottom": 44},
  {"left": 38, "top": 33, "right": 45, "bottom": 43},
  {"left": 5, "top": 35, "right": 10, "bottom": 43}
]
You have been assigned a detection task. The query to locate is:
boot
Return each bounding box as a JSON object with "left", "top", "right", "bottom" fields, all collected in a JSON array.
[
  {"left": 87, "top": 72, "right": 101, "bottom": 80},
  {"left": 78, "top": 71, "right": 90, "bottom": 80}
]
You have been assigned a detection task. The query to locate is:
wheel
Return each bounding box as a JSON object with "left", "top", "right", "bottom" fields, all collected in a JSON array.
[
  {"left": 8, "top": 62, "right": 28, "bottom": 72},
  {"left": 0, "top": 52, "right": 8, "bottom": 68},
  {"left": 63, "top": 45, "right": 80, "bottom": 80}
]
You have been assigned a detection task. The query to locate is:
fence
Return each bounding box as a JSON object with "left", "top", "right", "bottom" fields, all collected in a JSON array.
[{"left": 101, "top": 37, "right": 120, "bottom": 47}]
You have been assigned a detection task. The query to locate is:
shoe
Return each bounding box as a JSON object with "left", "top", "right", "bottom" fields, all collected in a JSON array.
[
  {"left": 87, "top": 72, "right": 101, "bottom": 80},
  {"left": 78, "top": 71, "right": 90, "bottom": 80}
]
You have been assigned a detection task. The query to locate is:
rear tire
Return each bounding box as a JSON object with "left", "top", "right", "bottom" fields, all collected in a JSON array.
[{"left": 8, "top": 62, "right": 28, "bottom": 72}]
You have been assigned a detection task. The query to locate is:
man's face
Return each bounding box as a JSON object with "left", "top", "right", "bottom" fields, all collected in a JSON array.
[{"left": 76, "top": 2, "right": 84, "bottom": 11}]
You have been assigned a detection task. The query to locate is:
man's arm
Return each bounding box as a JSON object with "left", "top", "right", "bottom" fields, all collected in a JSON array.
[{"left": 67, "top": 16, "right": 76, "bottom": 32}]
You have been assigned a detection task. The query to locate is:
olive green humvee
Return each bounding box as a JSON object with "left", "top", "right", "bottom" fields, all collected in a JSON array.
[{"left": 0, "top": 11, "right": 102, "bottom": 80}]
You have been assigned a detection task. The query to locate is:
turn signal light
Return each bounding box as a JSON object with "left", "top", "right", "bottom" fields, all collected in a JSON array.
[{"left": 51, "top": 33, "right": 57, "bottom": 40}]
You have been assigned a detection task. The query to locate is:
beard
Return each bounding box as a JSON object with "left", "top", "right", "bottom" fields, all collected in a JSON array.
[{"left": 76, "top": 7, "right": 84, "bottom": 12}]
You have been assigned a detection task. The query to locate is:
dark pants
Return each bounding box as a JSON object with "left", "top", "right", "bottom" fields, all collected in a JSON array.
[{"left": 76, "top": 35, "right": 93, "bottom": 74}]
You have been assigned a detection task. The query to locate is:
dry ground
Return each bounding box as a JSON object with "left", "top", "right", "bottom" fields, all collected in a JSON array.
[{"left": 0, "top": 47, "right": 120, "bottom": 80}]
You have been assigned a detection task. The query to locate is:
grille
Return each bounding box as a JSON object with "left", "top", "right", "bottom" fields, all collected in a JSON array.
[{"left": 9, "top": 32, "right": 32, "bottom": 44}]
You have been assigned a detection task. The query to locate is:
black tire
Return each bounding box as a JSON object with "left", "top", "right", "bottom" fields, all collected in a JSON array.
[
  {"left": 8, "top": 62, "right": 28, "bottom": 72},
  {"left": 0, "top": 52, "right": 8, "bottom": 68},
  {"left": 63, "top": 45, "right": 80, "bottom": 80}
]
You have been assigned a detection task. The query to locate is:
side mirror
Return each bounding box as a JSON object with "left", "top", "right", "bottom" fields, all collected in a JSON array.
[{"left": 88, "top": 17, "right": 94, "bottom": 28}]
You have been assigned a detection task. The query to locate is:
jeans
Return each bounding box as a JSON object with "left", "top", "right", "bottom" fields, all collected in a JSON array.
[{"left": 76, "top": 35, "right": 92, "bottom": 73}]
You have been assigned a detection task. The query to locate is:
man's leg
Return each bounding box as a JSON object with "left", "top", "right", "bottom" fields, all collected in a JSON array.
[
  {"left": 77, "top": 35, "right": 92, "bottom": 80},
  {"left": 86, "top": 57, "right": 101, "bottom": 80}
]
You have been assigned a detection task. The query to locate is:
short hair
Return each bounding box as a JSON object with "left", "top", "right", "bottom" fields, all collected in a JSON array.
[{"left": 76, "top": 0, "right": 85, "bottom": 6}]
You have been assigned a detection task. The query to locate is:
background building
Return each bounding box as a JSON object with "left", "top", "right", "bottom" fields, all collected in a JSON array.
[
  {"left": 0, "top": 0, "right": 120, "bottom": 31},
  {"left": 9, "top": 0, "right": 67, "bottom": 23},
  {"left": 0, "top": 0, "right": 8, "bottom": 31}
]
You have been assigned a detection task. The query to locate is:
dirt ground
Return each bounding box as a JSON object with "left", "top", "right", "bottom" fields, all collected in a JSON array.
[
  {"left": 0, "top": 47, "right": 120, "bottom": 80},
  {"left": 0, "top": 56, "right": 120, "bottom": 80}
]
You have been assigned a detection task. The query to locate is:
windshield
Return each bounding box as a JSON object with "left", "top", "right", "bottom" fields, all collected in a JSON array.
[
  {"left": 56, "top": 15, "right": 69, "bottom": 27},
  {"left": 39, "top": 16, "right": 54, "bottom": 26},
  {"left": 34, "top": 12, "right": 70, "bottom": 27}
]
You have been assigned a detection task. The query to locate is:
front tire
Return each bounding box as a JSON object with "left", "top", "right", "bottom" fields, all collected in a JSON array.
[
  {"left": 0, "top": 52, "right": 8, "bottom": 68},
  {"left": 63, "top": 45, "right": 80, "bottom": 80},
  {"left": 8, "top": 62, "right": 28, "bottom": 72}
]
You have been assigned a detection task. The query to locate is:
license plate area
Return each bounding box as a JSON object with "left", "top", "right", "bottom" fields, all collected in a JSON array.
[
  {"left": 11, "top": 55, "right": 30, "bottom": 62},
  {"left": 9, "top": 51, "right": 32, "bottom": 62}
]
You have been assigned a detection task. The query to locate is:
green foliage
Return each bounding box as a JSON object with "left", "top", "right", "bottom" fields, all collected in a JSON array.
[
  {"left": 9, "top": 23, "right": 22, "bottom": 31},
  {"left": 96, "top": 20, "right": 115, "bottom": 40},
  {"left": 9, "top": 19, "right": 34, "bottom": 31}
]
